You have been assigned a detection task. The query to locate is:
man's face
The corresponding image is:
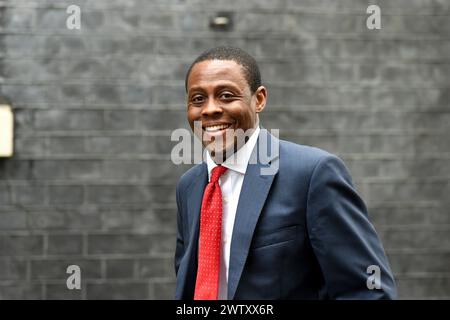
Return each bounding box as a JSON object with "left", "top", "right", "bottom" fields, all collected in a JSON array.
[{"left": 186, "top": 59, "right": 266, "bottom": 159}]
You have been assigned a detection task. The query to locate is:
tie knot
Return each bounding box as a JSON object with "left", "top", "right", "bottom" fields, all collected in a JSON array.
[{"left": 210, "top": 165, "right": 227, "bottom": 183}]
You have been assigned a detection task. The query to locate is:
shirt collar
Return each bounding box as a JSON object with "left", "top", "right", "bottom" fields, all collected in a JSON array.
[{"left": 206, "top": 126, "right": 260, "bottom": 180}]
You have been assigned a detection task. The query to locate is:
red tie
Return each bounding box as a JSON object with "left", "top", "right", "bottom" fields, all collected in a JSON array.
[{"left": 194, "top": 165, "right": 228, "bottom": 300}]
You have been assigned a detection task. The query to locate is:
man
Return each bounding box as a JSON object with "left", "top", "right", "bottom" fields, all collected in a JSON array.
[{"left": 174, "top": 46, "right": 397, "bottom": 299}]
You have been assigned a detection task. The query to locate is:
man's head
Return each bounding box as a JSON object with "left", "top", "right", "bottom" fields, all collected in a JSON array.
[
  {"left": 185, "top": 46, "right": 267, "bottom": 161},
  {"left": 185, "top": 46, "right": 262, "bottom": 94}
]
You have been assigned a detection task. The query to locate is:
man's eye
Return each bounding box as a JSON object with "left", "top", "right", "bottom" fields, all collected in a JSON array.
[
  {"left": 192, "top": 96, "right": 204, "bottom": 103},
  {"left": 220, "top": 93, "right": 234, "bottom": 99}
]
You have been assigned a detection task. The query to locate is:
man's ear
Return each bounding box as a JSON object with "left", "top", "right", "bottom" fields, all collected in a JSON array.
[{"left": 254, "top": 86, "right": 267, "bottom": 113}]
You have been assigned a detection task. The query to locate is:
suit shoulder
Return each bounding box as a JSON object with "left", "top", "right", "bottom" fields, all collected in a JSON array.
[
  {"left": 176, "top": 163, "right": 205, "bottom": 191},
  {"left": 279, "top": 139, "right": 337, "bottom": 165},
  {"left": 278, "top": 139, "right": 351, "bottom": 181}
]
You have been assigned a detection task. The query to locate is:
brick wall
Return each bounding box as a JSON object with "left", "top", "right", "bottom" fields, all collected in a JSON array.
[{"left": 0, "top": 0, "right": 449, "bottom": 299}]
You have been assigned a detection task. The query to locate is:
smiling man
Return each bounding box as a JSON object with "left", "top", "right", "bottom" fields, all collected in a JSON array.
[{"left": 174, "top": 46, "right": 397, "bottom": 300}]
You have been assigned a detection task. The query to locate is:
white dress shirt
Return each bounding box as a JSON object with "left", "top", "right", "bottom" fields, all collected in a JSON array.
[{"left": 205, "top": 126, "right": 260, "bottom": 300}]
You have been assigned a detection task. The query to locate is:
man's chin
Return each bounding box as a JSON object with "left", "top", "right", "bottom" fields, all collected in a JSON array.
[{"left": 205, "top": 144, "right": 236, "bottom": 163}]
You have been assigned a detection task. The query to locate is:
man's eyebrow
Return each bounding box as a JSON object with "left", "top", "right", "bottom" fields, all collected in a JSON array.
[
  {"left": 214, "top": 83, "right": 241, "bottom": 92},
  {"left": 187, "top": 86, "right": 204, "bottom": 93},
  {"left": 187, "top": 82, "right": 242, "bottom": 95}
]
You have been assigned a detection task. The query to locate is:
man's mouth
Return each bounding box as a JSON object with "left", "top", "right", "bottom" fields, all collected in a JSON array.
[{"left": 203, "top": 123, "right": 232, "bottom": 133}]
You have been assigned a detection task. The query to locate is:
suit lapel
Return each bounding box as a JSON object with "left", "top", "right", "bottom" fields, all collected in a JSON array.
[
  {"left": 178, "top": 163, "right": 207, "bottom": 299},
  {"left": 186, "top": 163, "right": 208, "bottom": 236},
  {"left": 227, "top": 129, "right": 280, "bottom": 299}
]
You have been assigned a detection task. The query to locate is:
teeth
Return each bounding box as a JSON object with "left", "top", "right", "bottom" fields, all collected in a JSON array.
[{"left": 204, "top": 124, "right": 230, "bottom": 132}]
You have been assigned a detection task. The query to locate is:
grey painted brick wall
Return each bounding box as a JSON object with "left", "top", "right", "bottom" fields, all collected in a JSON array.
[{"left": 0, "top": 0, "right": 449, "bottom": 299}]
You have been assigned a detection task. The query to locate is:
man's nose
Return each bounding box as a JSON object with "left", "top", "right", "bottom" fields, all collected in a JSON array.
[{"left": 201, "top": 98, "right": 223, "bottom": 117}]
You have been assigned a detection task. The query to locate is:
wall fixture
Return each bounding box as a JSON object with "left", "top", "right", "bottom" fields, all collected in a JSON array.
[
  {"left": 0, "top": 104, "right": 14, "bottom": 157},
  {"left": 209, "top": 12, "right": 233, "bottom": 31}
]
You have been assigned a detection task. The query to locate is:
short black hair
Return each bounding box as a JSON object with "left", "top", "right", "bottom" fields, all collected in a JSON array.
[{"left": 185, "top": 46, "right": 261, "bottom": 94}]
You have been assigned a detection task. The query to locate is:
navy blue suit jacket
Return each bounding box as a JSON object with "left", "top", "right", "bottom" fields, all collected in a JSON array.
[{"left": 174, "top": 129, "right": 397, "bottom": 299}]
